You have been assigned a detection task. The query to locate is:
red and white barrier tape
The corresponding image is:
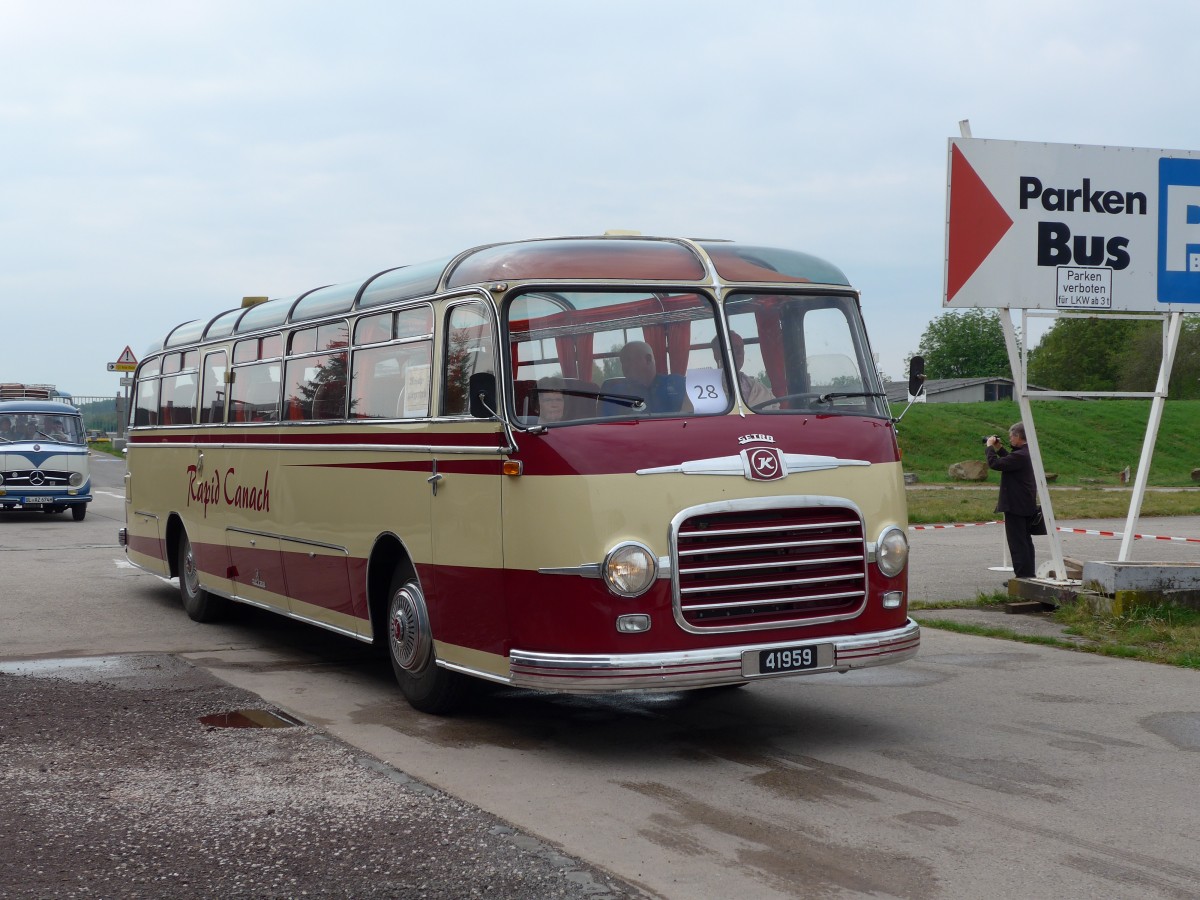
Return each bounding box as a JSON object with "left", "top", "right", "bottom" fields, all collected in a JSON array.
[
  {"left": 909, "top": 521, "right": 1000, "bottom": 530},
  {"left": 1054, "top": 526, "right": 1200, "bottom": 544},
  {"left": 910, "top": 520, "right": 1200, "bottom": 543}
]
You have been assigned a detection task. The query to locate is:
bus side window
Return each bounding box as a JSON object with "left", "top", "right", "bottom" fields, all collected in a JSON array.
[
  {"left": 134, "top": 377, "right": 160, "bottom": 427},
  {"left": 442, "top": 302, "right": 494, "bottom": 417},
  {"left": 232, "top": 362, "right": 281, "bottom": 422},
  {"left": 200, "top": 351, "right": 228, "bottom": 424}
]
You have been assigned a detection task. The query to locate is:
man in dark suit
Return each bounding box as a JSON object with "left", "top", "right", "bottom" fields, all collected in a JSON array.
[{"left": 986, "top": 422, "right": 1038, "bottom": 579}]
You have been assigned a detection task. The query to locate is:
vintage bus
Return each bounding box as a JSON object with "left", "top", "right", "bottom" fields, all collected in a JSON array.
[
  {"left": 0, "top": 396, "right": 92, "bottom": 520},
  {"left": 120, "top": 235, "right": 918, "bottom": 712}
]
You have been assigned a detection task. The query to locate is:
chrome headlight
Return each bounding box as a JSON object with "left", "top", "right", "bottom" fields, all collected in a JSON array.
[
  {"left": 603, "top": 542, "right": 658, "bottom": 598},
  {"left": 876, "top": 526, "right": 909, "bottom": 578},
  {"left": 0, "top": 474, "right": 4, "bottom": 485},
  {"left": 69, "top": 472, "right": 84, "bottom": 487}
]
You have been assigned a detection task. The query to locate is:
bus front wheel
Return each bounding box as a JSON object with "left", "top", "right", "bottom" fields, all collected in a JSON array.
[
  {"left": 386, "top": 572, "right": 466, "bottom": 714},
  {"left": 178, "top": 529, "right": 229, "bottom": 623},
  {"left": 71, "top": 505, "right": 86, "bottom": 521}
]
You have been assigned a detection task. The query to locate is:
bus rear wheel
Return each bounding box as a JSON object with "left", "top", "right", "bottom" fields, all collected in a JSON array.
[
  {"left": 178, "top": 529, "right": 229, "bottom": 622},
  {"left": 386, "top": 571, "right": 466, "bottom": 714}
]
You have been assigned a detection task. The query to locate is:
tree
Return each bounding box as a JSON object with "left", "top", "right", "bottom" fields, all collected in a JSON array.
[
  {"left": 914, "top": 309, "right": 1012, "bottom": 379},
  {"left": 1026, "top": 314, "right": 1200, "bottom": 398}
]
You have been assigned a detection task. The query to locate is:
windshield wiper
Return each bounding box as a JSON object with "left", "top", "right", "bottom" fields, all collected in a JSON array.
[{"left": 816, "top": 391, "right": 888, "bottom": 404}]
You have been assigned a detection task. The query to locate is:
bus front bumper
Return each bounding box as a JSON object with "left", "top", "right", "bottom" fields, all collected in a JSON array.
[{"left": 507, "top": 619, "right": 920, "bottom": 693}]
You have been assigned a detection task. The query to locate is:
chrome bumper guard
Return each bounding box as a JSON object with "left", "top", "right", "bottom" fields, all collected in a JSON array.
[
  {"left": 508, "top": 619, "right": 920, "bottom": 692},
  {"left": 118, "top": 527, "right": 127, "bottom": 547}
]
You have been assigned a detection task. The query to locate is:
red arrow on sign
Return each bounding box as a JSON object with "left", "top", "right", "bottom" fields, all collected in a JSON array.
[{"left": 945, "top": 144, "right": 1013, "bottom": 303}]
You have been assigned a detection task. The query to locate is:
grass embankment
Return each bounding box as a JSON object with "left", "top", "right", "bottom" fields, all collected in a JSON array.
[
  {"left": 912, "top": 595, "right": 1200, "bottom": 669},
  {"left": 894, "top": 398, "right": 1200, "bottom": 486},
  {"left": 896, "top": 398, "right": 1200, "bottom": 522}
]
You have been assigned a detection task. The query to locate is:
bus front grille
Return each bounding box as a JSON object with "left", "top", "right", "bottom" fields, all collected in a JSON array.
[
  {"left": 1, "top": 469, "right": 73, "bottom": 486},
  {"left": 672, "top": 505, "right": 867, "bottom": 632}
]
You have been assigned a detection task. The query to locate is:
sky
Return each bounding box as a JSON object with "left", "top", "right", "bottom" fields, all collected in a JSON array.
[{"left": 2, "top": 0, "right": 1196, "bottom": 399}]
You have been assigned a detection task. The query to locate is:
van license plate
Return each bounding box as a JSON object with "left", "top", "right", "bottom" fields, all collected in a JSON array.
[{"left": 24, "top": 496, "right": 53, "bottom": 505}]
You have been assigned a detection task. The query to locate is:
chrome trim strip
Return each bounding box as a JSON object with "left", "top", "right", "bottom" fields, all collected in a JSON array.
[
  {"left": 203, "top": 584, "right": 371, "bottom": 644},
  {"left": 538, "top": 556, "right": 673, "bottom": 579},
  {"left": 226, "top": 526, "right": 348, "bottom": 554},
  {"left": 637, "top": 453, "right": 870, "bottom": 477},
  {"left": 122, "top": 551, "right": 371, "bottom": 645},
  {"left": 126, "top": 441, "right": 509, "bottom": 455},
  {"left": 682, "top": 589, "right": 864, "bottom": 611},
  {"left": 680, "top": 570, "right": 863, "bottom": 594},
  {"left": 506, "top": 620, "right": 919, "bottom": 692},
  {"left": 538, "top": 563, "right": 602, "bottom": 578}
]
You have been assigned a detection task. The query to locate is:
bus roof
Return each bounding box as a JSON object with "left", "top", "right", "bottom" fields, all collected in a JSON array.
[
  {"left": 151, "top": 235, "right": 850, "bottom": 353},
  {"left": 0, "top": 399, "right": 80, "bottom": 415}
]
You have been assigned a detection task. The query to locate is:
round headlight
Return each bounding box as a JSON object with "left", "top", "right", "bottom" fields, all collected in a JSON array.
[
  {"left": 69, "top": 472, "right": 83, "bottom": 487},
  {"left": 603, "top": 542, "right": 658, "bottom": 598},
  {"left": 876, "top": 527, "right": 909, "bottom": 578},
  {"left": 0, "top": 473, "right": 4, "bottom": 485}
]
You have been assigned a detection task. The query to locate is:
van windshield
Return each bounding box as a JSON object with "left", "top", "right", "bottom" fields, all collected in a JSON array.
[
  {"left": 0, "top": 412, "right": 86, "bottom": 444},
  {"left": 504, "top": 289, "right": 887, "bottom": 424}
]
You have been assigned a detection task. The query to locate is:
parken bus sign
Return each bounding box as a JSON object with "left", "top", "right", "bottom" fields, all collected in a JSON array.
[{"left": 944, "top": 137, "right": 1200, "bottom": 312}]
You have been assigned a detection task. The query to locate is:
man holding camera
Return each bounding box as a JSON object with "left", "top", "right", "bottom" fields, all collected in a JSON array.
[{"left": 985, "top": 423, "right": 1038, "bottom": 579}]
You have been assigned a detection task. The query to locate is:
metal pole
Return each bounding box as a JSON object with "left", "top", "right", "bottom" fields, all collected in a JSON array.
[
  {"left": 1118, "top": 312, "right": 1183, "bottom": 561},
  {"left": 999, "top": 308, "right": 1066, "bottom": 580}
]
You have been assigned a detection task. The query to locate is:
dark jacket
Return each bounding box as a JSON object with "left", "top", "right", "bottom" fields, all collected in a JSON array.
[{"left": 986, "top": 443, "right": 1038, "bottom": 515}]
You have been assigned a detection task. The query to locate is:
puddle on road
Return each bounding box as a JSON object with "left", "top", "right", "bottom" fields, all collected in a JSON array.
[
  {"left": 200, "top": 708, "right": 302, "bottom": 729},
  {"left": 0, "top": 656, "right": 140, "bottom": 679}
]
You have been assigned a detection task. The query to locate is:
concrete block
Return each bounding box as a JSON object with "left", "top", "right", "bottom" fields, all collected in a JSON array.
[{"left": 1082, "top": 561, "right": 1200, "bottom": 596}]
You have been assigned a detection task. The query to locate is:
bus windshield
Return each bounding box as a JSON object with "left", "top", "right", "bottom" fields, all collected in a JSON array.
[
  {"left": 504, "top": 289, "right": 887, "bottom": 425},
  {"left": 0, "top": 412, "right": 85, "bottom": 444}
]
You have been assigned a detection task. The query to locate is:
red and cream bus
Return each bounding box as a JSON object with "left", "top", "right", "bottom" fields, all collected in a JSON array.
[{"left": 120, "top": 235, "right": 918, "bottom": 712}]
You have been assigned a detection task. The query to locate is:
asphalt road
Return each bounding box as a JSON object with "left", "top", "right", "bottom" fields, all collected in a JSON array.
[{"left": 2, "top": 452, "right": 1199, "bottom": 899}]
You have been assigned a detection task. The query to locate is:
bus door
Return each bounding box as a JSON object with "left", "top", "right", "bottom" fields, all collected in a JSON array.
[
  {"left": 427, "top": 300, "right": 508, "bottom": 664},
  {"left": 222, "top": 345, "right": 288, "bottom": 613}
]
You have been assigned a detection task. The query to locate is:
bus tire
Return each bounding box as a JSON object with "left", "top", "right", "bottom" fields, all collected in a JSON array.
[
  {"left": 71, "top": 505, "right": 86, "bottom": 521},
  {"left": 386, "top": 571, "right": 466, "bottom": 714},
  {"left": 178, "top": 529, "right": 229, "bottom": 623}
]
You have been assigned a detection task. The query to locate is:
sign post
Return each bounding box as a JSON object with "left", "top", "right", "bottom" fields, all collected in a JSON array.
[
  {"left": 107, "top": 346, "right": 137, "bottom": 438},
  {"left": 945, "top": 133, "right": 1199, "bottom": 569}
]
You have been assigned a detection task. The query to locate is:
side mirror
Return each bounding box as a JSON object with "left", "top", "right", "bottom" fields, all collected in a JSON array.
[
  {"left": 468, "top": 372, "right": 498, "bottom": 419},
  {"left": 893, "top": 356, "right": 926, "bottom": 425},
  {"left": 907, "top": 355, "right": 926, "bottom": 398}
]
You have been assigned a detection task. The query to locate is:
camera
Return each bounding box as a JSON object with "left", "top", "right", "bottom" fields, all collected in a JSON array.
[{"left": 981, "top": 435, "right": 1000, "bottom": 447}]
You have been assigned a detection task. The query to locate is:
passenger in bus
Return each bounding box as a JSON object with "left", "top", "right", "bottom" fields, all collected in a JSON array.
[
  {"left": 0, "top": 417, "right": 12, "bottom": 440},
  {"left": 602, "top": 340, "right": 688, "bottom": 415},
  {"left": 536, "top": 376, "right": 567, "bottom": 423},
  {"left": 712, "top": 332, "right": 774, "bottom": 407},
  {"left": 45, "top": 417, "right": 69, "bottom": 441}
]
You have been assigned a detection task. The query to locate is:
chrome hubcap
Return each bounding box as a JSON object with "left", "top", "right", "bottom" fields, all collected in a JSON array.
[{"left": 388, "top": 582, "right": 430, "bottom": 672}]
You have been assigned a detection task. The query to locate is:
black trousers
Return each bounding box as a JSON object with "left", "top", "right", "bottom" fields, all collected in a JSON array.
[{"left": 1004, "top": 513, "right": 1036, "bottom": 578}]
